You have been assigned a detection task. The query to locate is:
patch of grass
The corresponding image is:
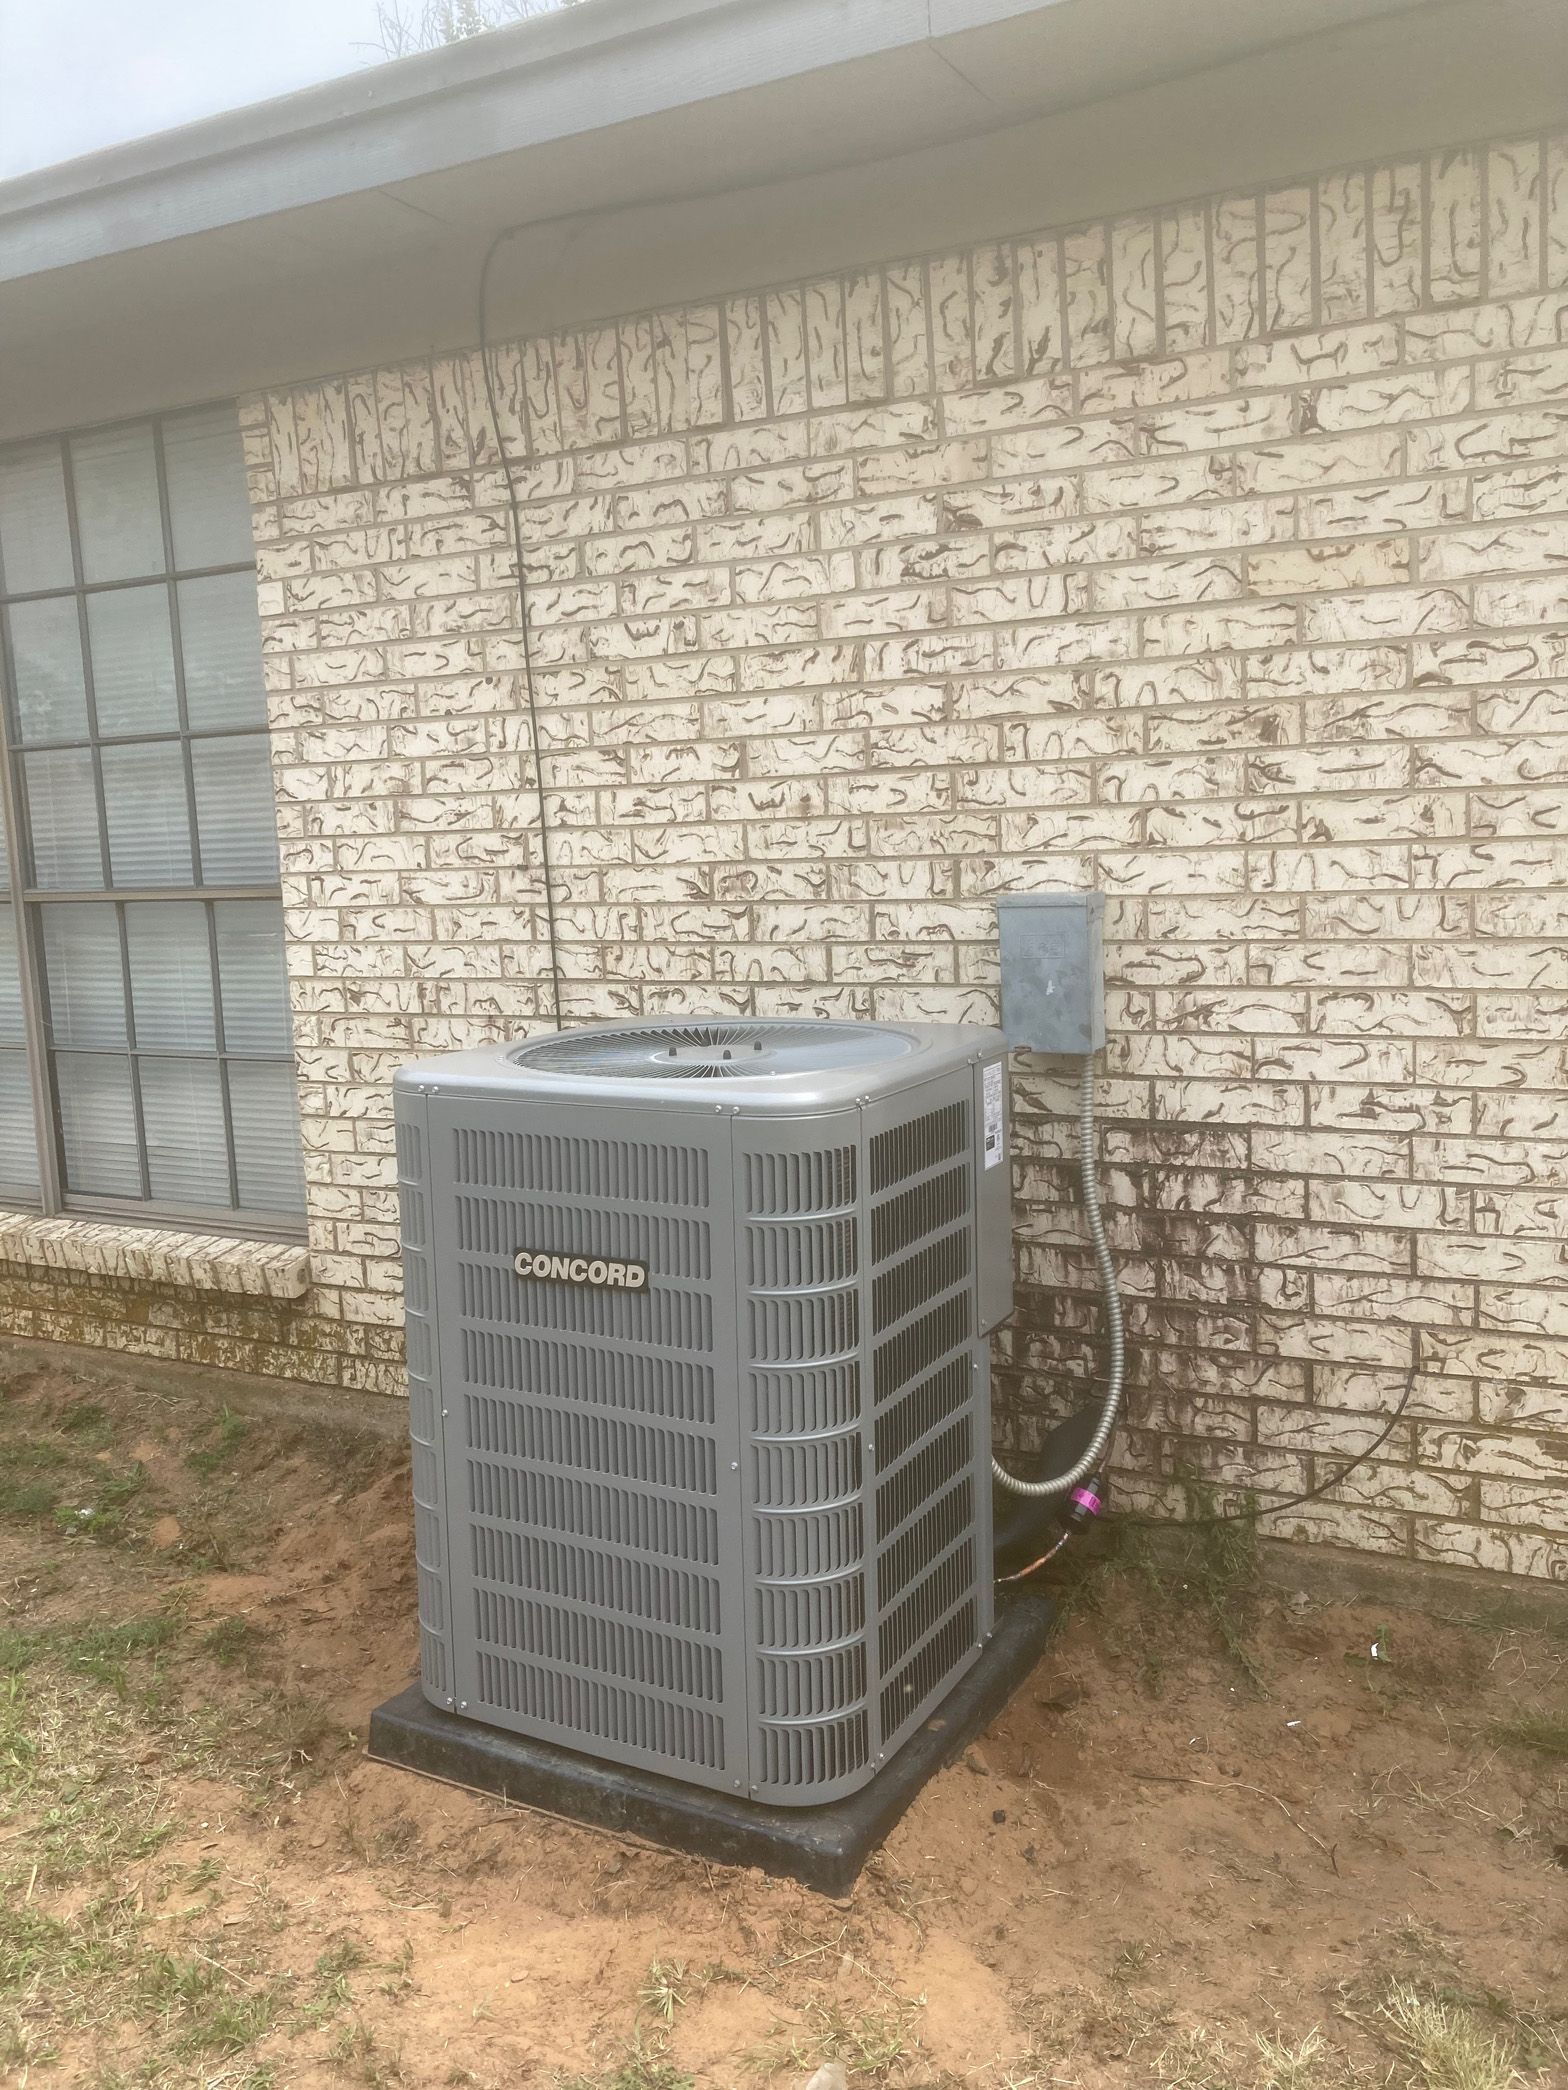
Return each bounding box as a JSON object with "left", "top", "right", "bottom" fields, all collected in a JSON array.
[
  {"left": 10, "top": 1438, "right": 69, "bottom": 1469},
  {"left": 58, "top": 1398, "right": 112, "bottom": 1444},
  {"left": 298, "top": 1935, "right": 369, "bottom": 2030},
  {"left": 329, "top": 2013, "right": 414, "bottom": 2086},
  {"left": 1155, "top": 2025, "right": 1349, "bottom": 2090},
  {"left": 1375, "top": 1982, "right": 1523, "bottom": 2090},
  {"left": 186, "top": 1403, "right": 250, "bottom": 1477},
  {"left": 1491, "top": 1706, "right": 1568, "bottom": 1760},
  {"left": 1110, "top": 1937, "right": 1156, "bottom": 1984},
  {"left": 2, "top": 1890, "right": 290, "bottom": 2082},
  {"left": 52, "top": 1460, "right": 147, "bottom": 1542},
  {"left": 0, "top": 1612, "right": 180, "bottom": 1694},
  {"left": 176, "top": 1685, "right": 334, "bottom": 1787},
  {"left": 762, "top": 1998, "right": 924, "bottom": 2083},
  {"left": 1345, "top": 1926, "right": 1567, "bottom": 2079},
  {"left": 1254, "top": 2029, "right": 1338, "bottom": 2090},
  {"left": 0, "top": 1477, "right": 59, "bottom": 1519},
  {"left": 0, "top": 1899, "right": 137, "bottom": 2005},
  {"left": 558, "top": 2031, "right": 694, "bottom": 2090},
  {"left": 1086, "top": 1478, "right": 1268, "bottom": 1696},
  {"left": 139, "top": 1948, "right": 283, "bottom": 2057},
  {"left": 57, "top": 1614, "right": 181, "bottom": 1689},
  {"left": 316, "top": 1937, "right": 367, "bottom": 1981},
  {"left": 638, "top": 1957, "right": 689, "bottom": 2026},
  {"left": 203, "top": 1615, "right": 269, "bottom": 1672},
  {"left": 1172, "top": 1473, "right": 1267, "bottom": 1692},
  {"left": 1153, "top": 2026, "right": 1249, "bottom": 2090}
]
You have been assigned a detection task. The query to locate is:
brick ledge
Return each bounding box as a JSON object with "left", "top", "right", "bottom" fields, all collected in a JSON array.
[{"left": 0, "top": 1212, "right": 310, "bottom": 1299}]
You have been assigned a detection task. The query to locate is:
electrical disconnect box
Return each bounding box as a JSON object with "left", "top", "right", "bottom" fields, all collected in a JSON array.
[{"left": 996, "top": 893, "right": 1106, "bottom": 1054}]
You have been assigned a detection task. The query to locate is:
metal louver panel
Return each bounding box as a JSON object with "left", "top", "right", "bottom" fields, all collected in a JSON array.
[
  {"left": 865, "top": 1082, "right": 991, "bottom": 1768},
  {"left": 397, "top": 1109, "right": 454, "bottom": 1703},
  {"left": 427, "top": 1097, "right": 748, "bottom": 1793},
  {"left": 740, "top": 1127, "right": 871, "bottom": 1802}
]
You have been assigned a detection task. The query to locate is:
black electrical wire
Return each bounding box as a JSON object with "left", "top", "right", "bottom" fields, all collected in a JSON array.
[
  {"left": 467, "top": 97, "right": 1090, "bottom": 1023},
  {"left": 477, "top": 227, "right": 566, "bottom": 1032},
  {"left": 471, "top": 145, "right": 997, "bottom": 1029},
  {"left": 996, "top": 1364, "right": 1418, "bottom": 1589},
  {"left": 1122, "top": 1362, "right": 1420, "bottom": 1532}
]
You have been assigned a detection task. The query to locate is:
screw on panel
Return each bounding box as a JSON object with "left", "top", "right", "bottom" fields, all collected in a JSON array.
[{"left": 459, "top": 1700, "right": 468, "bottom": 1710}]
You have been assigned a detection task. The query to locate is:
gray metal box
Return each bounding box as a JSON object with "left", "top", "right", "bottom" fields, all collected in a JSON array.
[
  {"left": 997, "top": 893, "right": 1106, "bottom": 1053},
  {"left": 393, "top": 1017, "right": 1014, "bottom": 1807}
]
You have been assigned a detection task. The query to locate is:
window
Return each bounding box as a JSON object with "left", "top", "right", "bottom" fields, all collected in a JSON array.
[{"left": 0, "top": 407, "right": 305, "bottom": 1232}]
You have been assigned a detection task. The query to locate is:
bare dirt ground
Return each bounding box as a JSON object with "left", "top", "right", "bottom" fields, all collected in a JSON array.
[{"left": 1, "top": 1349, "right": 1565, "bottom": 2090}]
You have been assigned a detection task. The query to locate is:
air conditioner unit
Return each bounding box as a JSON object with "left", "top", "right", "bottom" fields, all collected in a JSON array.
[{"left": 393, "top": 1017, "right": 1012, "bottom": 1806}]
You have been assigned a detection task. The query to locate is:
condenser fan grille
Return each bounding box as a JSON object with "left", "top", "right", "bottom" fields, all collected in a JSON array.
[{"left": 509, "top": 1021, "right": 916, "bottom": 1081}]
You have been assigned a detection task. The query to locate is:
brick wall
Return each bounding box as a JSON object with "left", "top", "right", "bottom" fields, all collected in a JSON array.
[{"left": 246, "top": 129, "right": 1568, "bottom": 1576}]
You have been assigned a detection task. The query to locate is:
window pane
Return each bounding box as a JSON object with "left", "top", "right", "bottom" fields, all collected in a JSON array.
[
  {"left": 70, "top": 424, "right": 165, "bottom": 585},
  {"left": 178, "top": 572, "right": 267, "bottom": 731},
  {"left": 86, "top": 584, "right": 180, "bottom": 737},
  {"left": 163, "top": 408, "right": 255, "bottom": 571},
  {"left": 228, "top": 1059, "right": 305, "bottom": 1213},
  {"left": 42, "top": 903, "right": 126, "bottom": 1047},
  {"left": 0, "top": 906, "right": 31, "bottom": 1193},
  {"left": 125, "top": 901, "right": 215, "bottom": 1050},
  {"left": 138, "top": 1056, "right": 230, "bottom": 1207},
  {"left": 102, "top": 741, "right": 193, "bottom": 886},
  {"left": 0, "top": 907, "right": 26, "bottom": 1046},
  {"left": 0, "top": 441, "right": 74, "bottom": 596},
  {"left": 191, "top": 736, "right": 277, "bottom": 883},
  {"left": 1, "top": 410, "right": 292, "bottom": 1224},
  {"left": 56, "top": 1051, "right": 141, "bottom": 1197},
  {"left": 215, "top": 902, "right": 291, "bottom": 1052},
  {"left": 7, "top": 596, "right": 89, "bottom": 742},
  {"left": 0, "top": 1047, "right": 38, "bottom": 1193},
  {"left": 23, "top": 748, "right": 103, "bottom": 888}
]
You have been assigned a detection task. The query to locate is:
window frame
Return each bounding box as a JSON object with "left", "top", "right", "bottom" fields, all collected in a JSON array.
[{"left": 0, "top": 403, "right": 305, "bottom": 1243}]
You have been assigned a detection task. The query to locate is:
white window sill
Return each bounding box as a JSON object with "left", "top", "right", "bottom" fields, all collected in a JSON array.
[{"left": 0, "top": 1211, "right": 310, "bottom": 1300}]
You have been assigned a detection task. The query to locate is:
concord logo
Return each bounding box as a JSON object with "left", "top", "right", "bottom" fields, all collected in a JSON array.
[{"left": 513, "top": 1249, "right": 649, "bottom": 1290}]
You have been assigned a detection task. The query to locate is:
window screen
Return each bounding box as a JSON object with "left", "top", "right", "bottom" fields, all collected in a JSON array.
[{"left": 0, "top": 408, "right": 304, "bottom": 1229}]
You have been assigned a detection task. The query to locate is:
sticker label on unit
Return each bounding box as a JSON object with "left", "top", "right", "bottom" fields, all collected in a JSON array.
[
  {"left": 513, "top": 1250, "right": 648, "bottom": 1289},
  {"left": 982, "top": 1060, "right": 1005, "bottom": 1170}
]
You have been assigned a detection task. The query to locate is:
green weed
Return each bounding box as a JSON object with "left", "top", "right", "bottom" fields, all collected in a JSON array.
[
  {"left": 203, "top": 1616, "right": 269, "bottom": 1671},
  {"left": 1490, "top": 1706, "right": 1568, "bottom": 1760},
  {"left": 186, "top": 1404, "right": 250, "bottom": 1476}
]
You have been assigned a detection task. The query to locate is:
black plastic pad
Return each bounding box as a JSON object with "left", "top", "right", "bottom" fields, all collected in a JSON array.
[{"left": 366, "top": 1593, "right": 1054, "bottom": 1897}]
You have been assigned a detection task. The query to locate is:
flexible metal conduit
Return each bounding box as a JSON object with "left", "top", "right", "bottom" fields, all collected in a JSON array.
[{"left": 992, "top": 1054, "right": 1125, "bottom": 1500}]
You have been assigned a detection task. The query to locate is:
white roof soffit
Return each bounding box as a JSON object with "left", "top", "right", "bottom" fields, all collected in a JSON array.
[
  {"left": 8, "top": 0, "right": 1560, "bottom": 439},
  {"left": 0, "top": 0, "right": 1438, "bottom": 282}
]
